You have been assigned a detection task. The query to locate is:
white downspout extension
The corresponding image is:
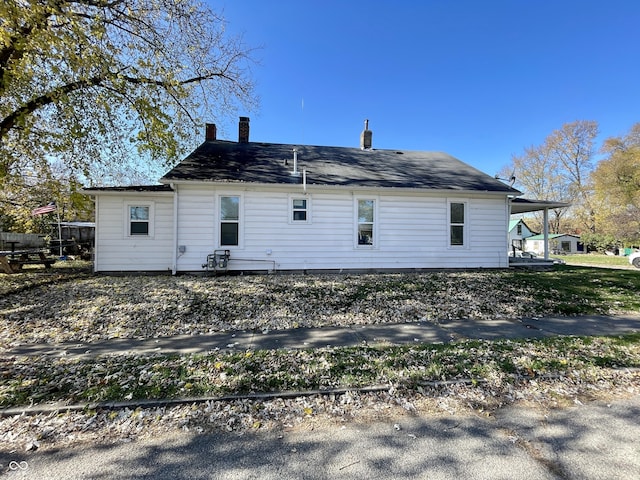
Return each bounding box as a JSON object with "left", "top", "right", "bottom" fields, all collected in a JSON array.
[
  {"left": 171, "top": 183, "right": 178, "bottom": 275},
  {"left": 543, "top": 207, "right": 549, "bottom": 260}
]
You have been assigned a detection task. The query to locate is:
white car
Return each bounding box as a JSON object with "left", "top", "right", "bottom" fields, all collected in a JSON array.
[{"left": 630, "top": 251, "right": 640, "bottom": 269}]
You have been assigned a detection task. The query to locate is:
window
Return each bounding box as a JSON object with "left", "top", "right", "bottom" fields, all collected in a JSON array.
[
  {"left": 357, "top": 199, "right": 375, "bottom": 246},
  {"left": 449, "top": 202, "right": 465, "bottom": 246},
  {"left": 516, "top": 223, "right": 522, "bottom": 235},
  {"left": 220, "top": 196, "right": 240, "bottom": 246},
  {"left": 288, "top": 195, "right": 312, "bottom": 224},
  {"left": 292, "top": 198, "right": 308, "bottom": 222},
  {"left": 561, "top": 241, "right": 571, "bottom": 252},
  {"left": 124, "top": 203, "right": 154, "bottom": 238},
  {"left": 129, "top": 205, "right": 150, "bottom": 236}
]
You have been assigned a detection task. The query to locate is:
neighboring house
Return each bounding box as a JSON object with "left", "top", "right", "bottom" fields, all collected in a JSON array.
[
  {"left": 508, "top": 218, "right": 536, "bottom": 252},
  {"left": 525, "top": 233, "right": 584, "bottom": 255},
  {"left": 84, "top": 118, "right": 523, "bottom": 273}
]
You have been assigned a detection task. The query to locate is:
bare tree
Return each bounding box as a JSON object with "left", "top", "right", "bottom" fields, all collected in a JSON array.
[
  {"left": 544, "top": 120, "right": 598, "bottom": 233},
  {"left": 505, "top": 121, "right": 598, "bottom": 234},
  {"left": 507, "top": 144, "right": 566, "bottom": 233}
]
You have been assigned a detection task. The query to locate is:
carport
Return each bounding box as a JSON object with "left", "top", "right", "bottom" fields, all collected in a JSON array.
[{"left": 510, "top": 198, "right": 570, "bottom": 261}]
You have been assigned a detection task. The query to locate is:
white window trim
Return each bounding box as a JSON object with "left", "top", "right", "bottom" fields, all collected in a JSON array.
[
  {"left": 288, "top": 194, "right": 311, "bottom": 224},
  {"left": 447, "top": 199, "right": 468, "bottom": 248},
  {"left": 354, "top": 196, "right": 378, "bottom": 249},
  {"left": 124, "top": 201, "right": 154, "bottom": 238},
  {"left": 217, "top": 193, "right": 243, "bottom": 249}
]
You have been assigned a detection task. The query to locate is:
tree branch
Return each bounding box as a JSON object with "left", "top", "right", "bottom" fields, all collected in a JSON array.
[
  {"left": 1, "top": 65, "right": 236, "bottom": 141},
  {"left": 1, "top": 76, "right": 105, "bottom": 139}
]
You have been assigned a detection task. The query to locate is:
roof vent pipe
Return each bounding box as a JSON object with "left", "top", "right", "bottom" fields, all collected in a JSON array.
[
  {"left": 360, "top": 119, "right": 372, "bottom": 150},
  {"left": 291, "top": 148, "right": 300, "bottom": 176}
]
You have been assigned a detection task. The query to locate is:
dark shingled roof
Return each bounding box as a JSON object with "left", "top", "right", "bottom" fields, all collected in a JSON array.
[
  {"left": 161, "top": 140, "right": 520, "bottom": 194},
  {"left": 511, "top": 198, "right": 570, "bottom": 214}
]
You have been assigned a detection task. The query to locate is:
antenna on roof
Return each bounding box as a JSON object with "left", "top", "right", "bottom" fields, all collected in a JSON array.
[{"left": 495, "top": 169, "right": 516, "bottom": 187}]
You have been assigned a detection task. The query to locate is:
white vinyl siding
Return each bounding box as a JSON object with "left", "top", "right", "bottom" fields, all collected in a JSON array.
[
  {"left": 172, "top": 187, "right": 509, "bottom": 271},
  {"left": 93, "top": 186, "right": 511, "bottom": 273},
  {"left": 94, "top": 194, "right": 173, "bottom": 272},
  {"left": 177, "top": 186, "right": 214, "bottom": 255}
]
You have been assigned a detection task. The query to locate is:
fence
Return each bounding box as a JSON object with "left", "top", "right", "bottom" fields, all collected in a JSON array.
[{"left": 0, "top": 232, "right": 46, "bottom": 250}]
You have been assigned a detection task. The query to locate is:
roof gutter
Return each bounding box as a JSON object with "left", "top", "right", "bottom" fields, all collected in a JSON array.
[
  {"left": 158, "top": 179, "right": 520, "bottom": 196},
  {"left": 81, "top": 189, "right": 174, "bottom": 197}
]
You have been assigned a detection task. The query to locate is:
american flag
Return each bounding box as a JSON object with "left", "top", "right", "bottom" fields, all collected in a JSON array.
[{"left": 31, "top": 202, "right": 57, "bottom": 216}]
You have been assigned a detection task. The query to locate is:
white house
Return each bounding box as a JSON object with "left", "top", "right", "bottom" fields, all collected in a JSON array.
[
  {"left": 85, "top": 118, "right": 524, "bottom": 273},
  {"left": 525, "top": 233, "right": 583, "bottom": 256},
  {"left": 508, "top": 218, "right": 536, "bottom": 253}
]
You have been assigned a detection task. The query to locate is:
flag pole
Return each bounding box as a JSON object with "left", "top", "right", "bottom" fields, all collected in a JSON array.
[{"left": 56, "top": 207, "right": 62, "bottom": 258}]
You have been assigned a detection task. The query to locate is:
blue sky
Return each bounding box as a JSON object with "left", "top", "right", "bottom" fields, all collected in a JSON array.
[{"left": 213, "top": 0, "right": 640, "bottom": 176}]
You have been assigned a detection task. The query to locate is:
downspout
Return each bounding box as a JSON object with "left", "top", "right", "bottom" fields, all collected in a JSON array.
[
  {"left": 543, "top": 207, "right": 549, "bottom": 260},
  {"left": 93, "top": 195, "right": 99, "bottom": 272},
  {"left": 506, "top": 196, "right": 513, "bottom": 268},
  {"left": 171, "top": 183, "right": 178, "bottom": 275}
]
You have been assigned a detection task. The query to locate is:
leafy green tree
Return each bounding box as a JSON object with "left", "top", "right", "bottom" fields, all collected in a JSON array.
[
  {"left": 592, "top": 123, "right": 640, "bottom": 246},
  {"left": 0, "top": 0, "right": 256, "bottom": 186},
  {"left": 580, "top": 232, "right": 618, "bottom": 253}
]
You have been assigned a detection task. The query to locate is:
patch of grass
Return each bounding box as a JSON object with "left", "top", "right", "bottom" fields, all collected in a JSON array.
[
  {"left": 3, "top": 333, "right": 640, "bottom": 408},
  {"left": 611, "top": 332, "right": 640, "bottom": 346},
  {"left": 510, "top": 265, "right": 640, "bottom": 313},
  {"left": 563, "top": 254, "right": 631, "bottom": 267}
]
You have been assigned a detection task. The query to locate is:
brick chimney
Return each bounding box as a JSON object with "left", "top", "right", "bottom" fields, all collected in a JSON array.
[
  {"left": 238, "top": 116, "right": 250, "bottom": 143},
  {"left": 360, "top": 119, "right": 372, "bottom": 150},
  {"left": 205, "top": 123, "right": 217, "bottom": 141}
]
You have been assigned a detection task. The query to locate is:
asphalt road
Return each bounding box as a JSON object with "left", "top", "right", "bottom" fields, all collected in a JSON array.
[{"left": 2, "top": 394, "right": 639, "bottom": 480}]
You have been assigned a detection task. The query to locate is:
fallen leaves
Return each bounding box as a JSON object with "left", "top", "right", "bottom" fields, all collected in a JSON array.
[
  {"left": 1, "top": 267, "right": 640, "bottom": 451},
  {"left": 2, "top": 369, "right": 639, "bottom": 452},
  {"left": 0, "top": 270, "right": 621, "bottom": 350}
]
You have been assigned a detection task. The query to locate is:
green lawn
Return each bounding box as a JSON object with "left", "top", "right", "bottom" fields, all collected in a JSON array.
[
  {"left": 563, "top": 254, "right": 633, "bottom": 267},
  {"left": 510, "top": 265, "right": 640, "bottom": 314},
  {"left": 2, "top": 263, "right": 640, "bottom": 409}
]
